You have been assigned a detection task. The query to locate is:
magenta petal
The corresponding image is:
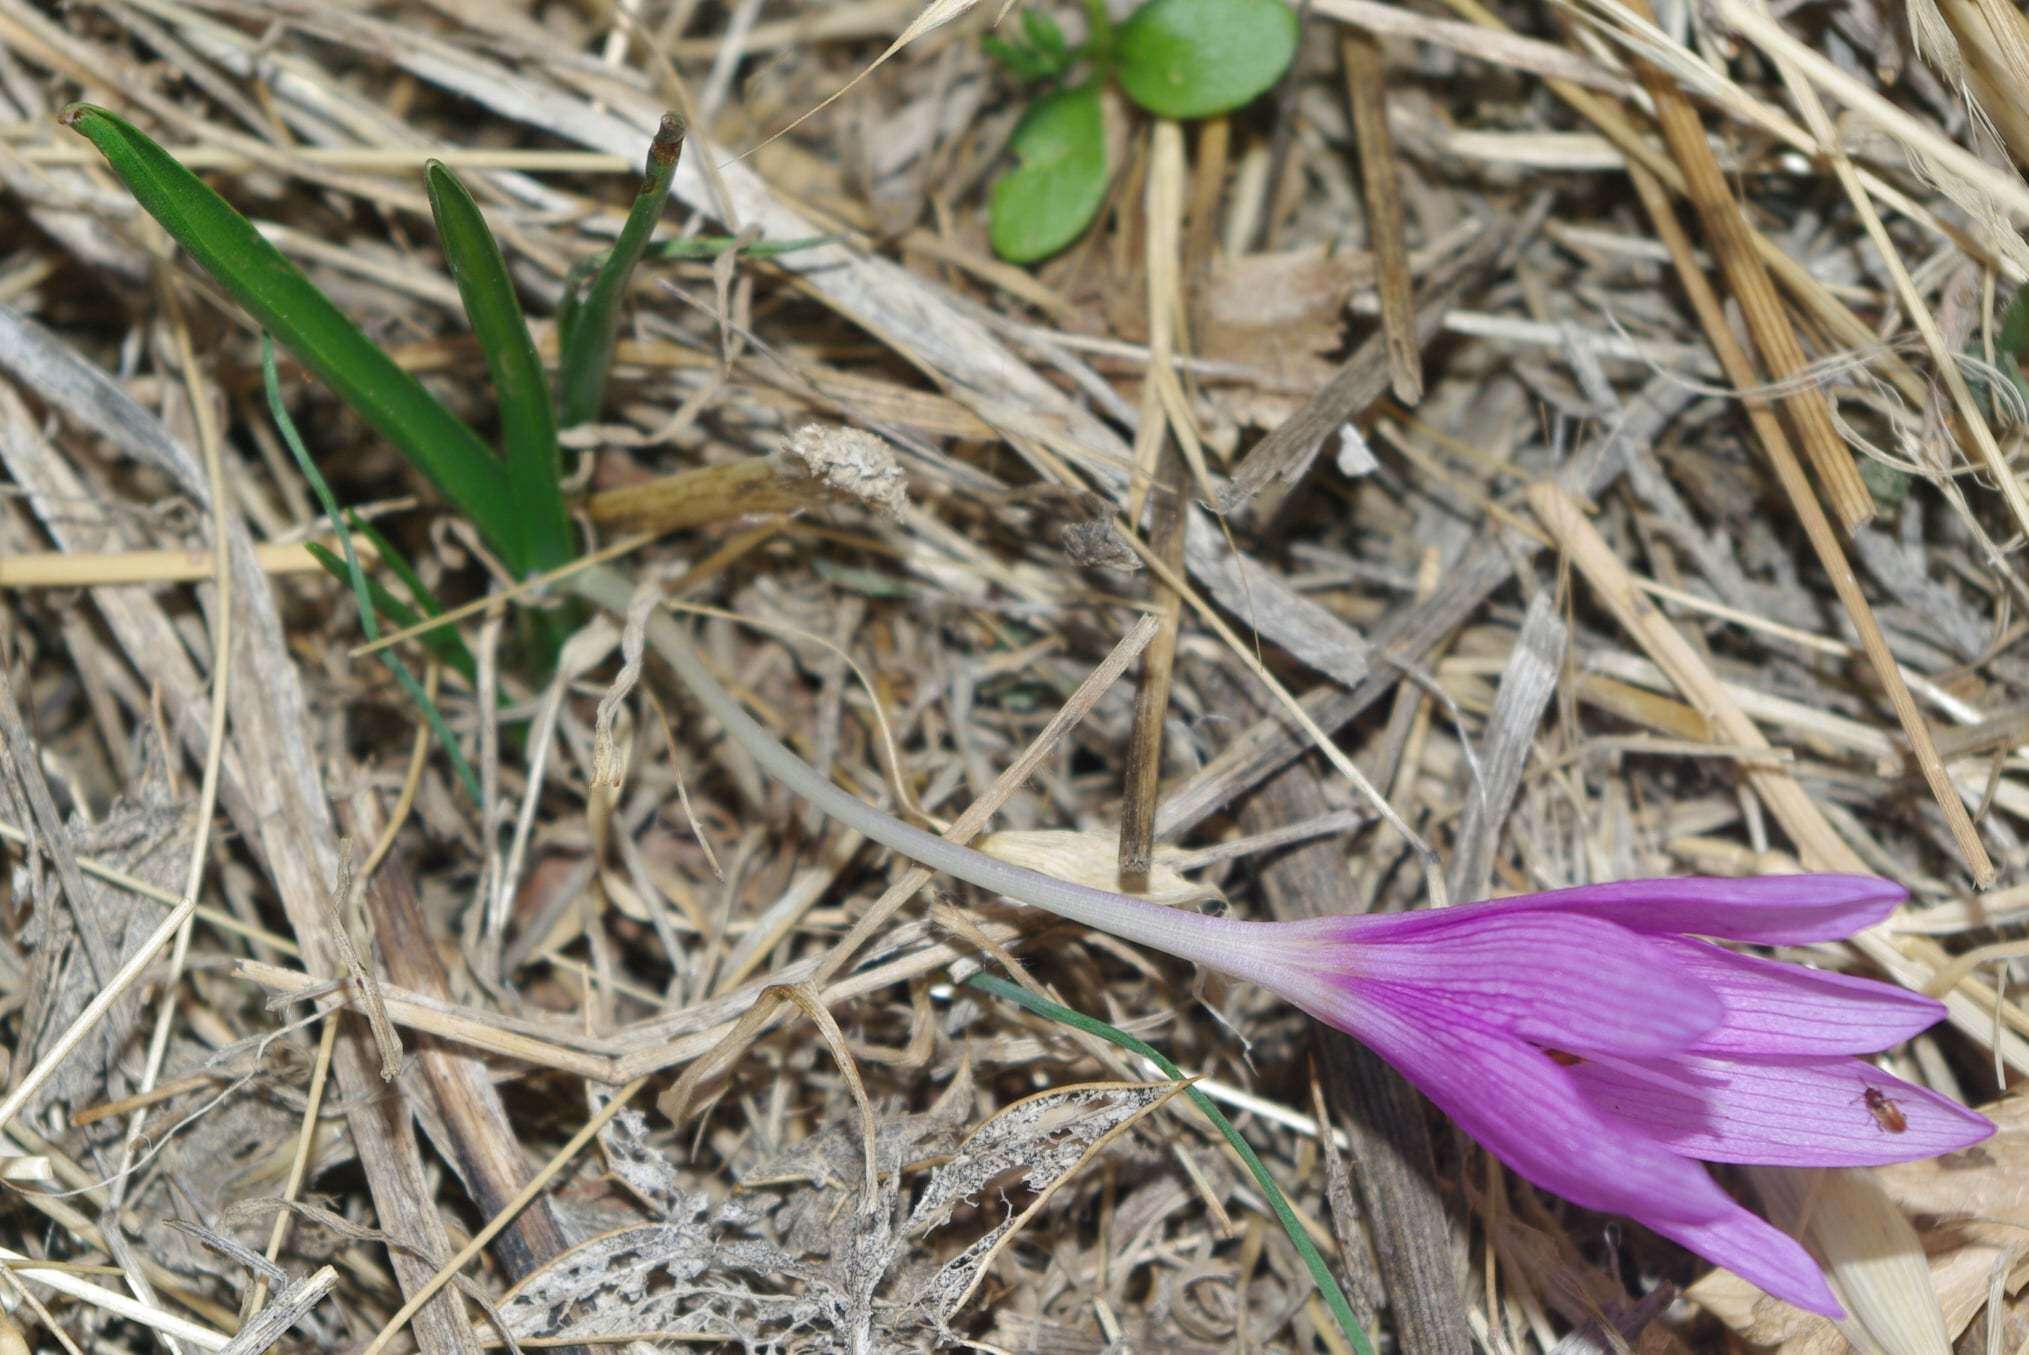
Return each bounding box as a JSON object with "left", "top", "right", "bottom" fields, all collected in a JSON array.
[
  {"left": 1352, "top": 875, "right": 1904, "bottom": 944},
  {"left": 1641, "top": 1200, "right": 1844, "bottom": 1317},
  {"left": 1567, "top": 1054, "right": 1996, "bottom": 1166},
  {"left": 1332, "top": 912, "right": 1723, "bottom": 1055},
  {"left": 1304, "top": 987, "right": 1738, "bottom": 1225},
  {"left": 1660, "top": 940, "right": 1949, "bottom": 1055},
  {"left": 1511, "top": 875, "right": 1905, "bottom": 942}
]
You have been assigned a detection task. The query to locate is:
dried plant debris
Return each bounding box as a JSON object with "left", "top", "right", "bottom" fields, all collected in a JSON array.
[
  {"left": 498, "top": 1193, "right": 817, "bottom": 1347},
  {"left": 512, "top": 1073, "right": 1178, "bottom": 1347},
  {"left": 3, "top": 0, "right": 2028, "bottom": 1349},
  {"left": 12, "top": 750, "right": 188, "bottom": 1129},
  {"left": 785, "top": 423, "right": 911, "bottom": 518}
]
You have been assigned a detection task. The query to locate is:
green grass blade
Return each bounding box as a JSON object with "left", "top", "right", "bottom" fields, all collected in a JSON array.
[
  {"left": 2000, "top": 281, "right": 2029, "bottom": 357},
  {"left": 61, "top": 103, "right": 524, "bottom": 574},
  {"left": 302, "top": 541, "right": 478, "bottom": 686},
  {"left": 556, "top": 256, "right": 598, "bottom": 362},
  {"left": 556, "top": 114, "right": 684, "bottom": 428},
  {"left": 424, "top": 161, "right": 572, "bottom": 574},
  {"left": 338, "top": 515, "right": 482, "bottom": 679},
  {"left": 963, "top": 972, "right": 1374, "bottom": 1355},
  {"left": 342, "top": 514, "right": 451, "bottom": 621},
  {"left": 263, "top": 338, "right": 482, "bottom": 802},
  {"left": 648, "top": 233, "right": 837, "bottom": 260}
]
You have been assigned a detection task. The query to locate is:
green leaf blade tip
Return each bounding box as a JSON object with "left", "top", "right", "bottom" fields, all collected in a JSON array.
[
  {"left": 556, "top": 113, "right": 685, "bottom": 429},
  {"left": 61, "top": 103, "right": 526, "bottom": 574},
  {"left": 424, "top": 159, "right": 573, "bottom": 574}
]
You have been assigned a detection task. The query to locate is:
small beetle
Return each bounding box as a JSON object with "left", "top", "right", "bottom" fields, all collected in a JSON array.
[{"left": 1862, "top": 1086, "right": 1909, "bottom": 1134}]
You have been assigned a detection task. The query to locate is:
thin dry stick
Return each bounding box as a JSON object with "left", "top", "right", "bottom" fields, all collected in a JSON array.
[
  {"left": 68, "top": 1073, "right": 224, "bottom": 1129},
  {"left": 1119, "top": 446, "right": 1189, "bottom": 891},
  {"left": 350, "top": 532, "right": 657, "bottom": 661},
  {"left": 1619, "top": 0, "right": 1874, "bottom": 530},
  {"left": 664, "top": 600, "right": 922, "bottom": 822},
  {"left": 245, "top": 1011, "right": 340, "bottom": 1317},
  {"left": 1341, "top": 27, "right": 1422, "bottom": 404},
  {"left": 1142, "top": 120, "right": 1223, "bottom": 512},
  {"left": 0, "top": 1246, "right": 228, "bottom": 1351},
  {"left": 1618, "top": 60, "right": 1996, "bottom": 886},
  {"left": 0, "top": 539, "right": 345, "bottom": 587},
  {"left": 20, "top": 144, "right": 634, "bottom": 171},
  {"left": 358, "top": 1079, "right": 648, "bottom": 1355},
  {"left": 240, "top": 965, "right": 621, "bottom": 1080},
  {"left": 359, "top": 661, "right": 440, "bottom": 881},
  {"left": 765, "top": 983, "right": 878, "bottom": 1201},
  {"left": 0, "top": 894, "right": 197, "bottom": 1136},
  {"left": 1182, "top": 114, "right": 1230, "bottom": 284}
]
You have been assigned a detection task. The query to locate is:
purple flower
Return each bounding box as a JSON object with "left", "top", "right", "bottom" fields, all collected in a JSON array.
[
  {"left": 1199, "top": 874, "right": 1993, "bottom": 1318},
  {"left": 612, "top": 598, "right": 1991, "bottom": 1319}
]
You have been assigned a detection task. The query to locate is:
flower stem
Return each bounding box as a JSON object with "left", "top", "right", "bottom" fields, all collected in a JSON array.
[{"left": 569, "top": 564, "right": 1267, "bottom": 969}]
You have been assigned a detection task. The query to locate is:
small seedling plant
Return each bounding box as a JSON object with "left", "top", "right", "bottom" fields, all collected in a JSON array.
[{"left": 985, "top": 0, "right": 1299, "bottom": 262}]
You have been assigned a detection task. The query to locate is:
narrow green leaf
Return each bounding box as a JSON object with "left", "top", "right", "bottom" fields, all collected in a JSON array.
[
  {"left": 984, "top": 33, "right": 1052, "bottom": 79},
  {"left": 963, "top": 972, "right": 1373, "bottom": 1355},
  {"left": 650, "top": 233, "right": 837, "bottom": 261},
  {"left": 303, "top": 541, "right": 478, "bottom": 686},
  {"left": 1999, "top": 281, "right": 2029, "bottom": 356},
  {"left": 557, "top": 114, "right": 685, "bottom": 428},
  {"left": 425, "top": 161, "right": 573, "bottom": 574},
  {"left": 1082, "top": 0, "right": 1118, "bottom": 67},
  {"left": 61, "top": 103, "right": 525, "bottom": 574},
  {"left": 1115, "top": 0, "right": 1299, "bottom": 119},
  {"left": 989, "top": 83, "right": 1109, "bottom": 263},
  {"left": 262, "top": 338, "right": 482, "bottom": 802},
  {"left": 556, "top": 256, "right": 599, "bottom": 361},
  {"left": 342, "top": 514, "right": 451, "bottom": 623},
  {"left": 1024, "top": 8, "right": 1070, "bottom": 61}
]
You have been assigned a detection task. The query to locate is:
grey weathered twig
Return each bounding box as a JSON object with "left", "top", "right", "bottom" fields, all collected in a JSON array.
[
  {"left": 1446, "top": 590, "right": 1568, "bottom": 904},
  {"left": 344, "top": 789, "right": 584, "bottom": 1355},
  {"left": 216, "top": 1267, "right": 339, "bottom": 1355}
]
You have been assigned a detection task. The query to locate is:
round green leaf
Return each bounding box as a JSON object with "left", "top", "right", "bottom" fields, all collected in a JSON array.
[
  {"left": 1115, "top": 0, "right": 1299, "bottom": 119},
  {"left": 989, "top": 83, "right": 1109, "bottom": 264}
]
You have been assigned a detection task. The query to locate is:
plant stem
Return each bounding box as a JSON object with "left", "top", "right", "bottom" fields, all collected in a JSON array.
[
  {"left": 1081, "top": 0, "right": 1117, "bottom": 71},
  {"left": 567, "top": 564, "right": 1276, "bottom": 972}
]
